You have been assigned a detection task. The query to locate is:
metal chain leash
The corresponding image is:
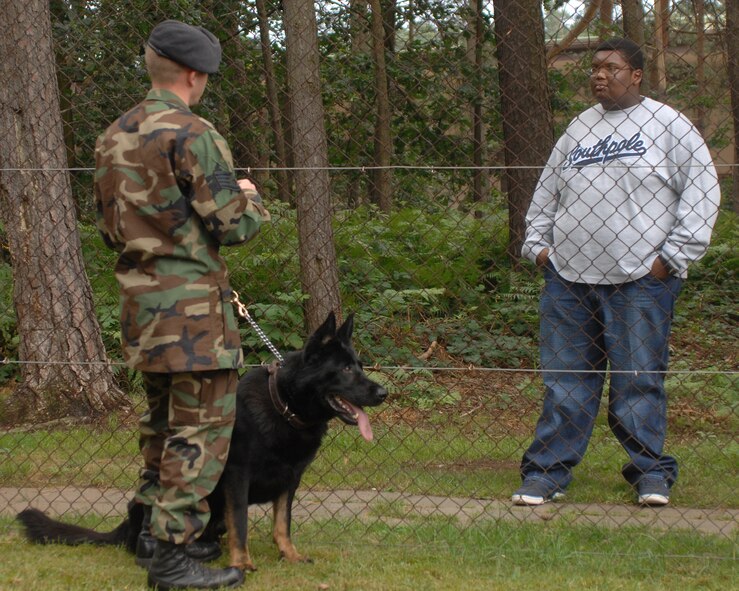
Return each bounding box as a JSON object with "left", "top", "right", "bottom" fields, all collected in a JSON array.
[{"left": 231, "top": 290, "right": 285, "bottom": 365}]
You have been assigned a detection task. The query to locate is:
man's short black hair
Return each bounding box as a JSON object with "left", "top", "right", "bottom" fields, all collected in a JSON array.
[{"left": 595, "top": 38, "right": 644, "bottom": 71}]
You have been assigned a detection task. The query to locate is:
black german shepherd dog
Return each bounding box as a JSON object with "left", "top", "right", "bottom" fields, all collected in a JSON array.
[{"left": 17, "top": 312, "right": 387, "bottom": 571}]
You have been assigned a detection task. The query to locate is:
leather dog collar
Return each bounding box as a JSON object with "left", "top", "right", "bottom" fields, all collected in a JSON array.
[{"left": 267, "top": 361, "right": 313, "bottom": 430}]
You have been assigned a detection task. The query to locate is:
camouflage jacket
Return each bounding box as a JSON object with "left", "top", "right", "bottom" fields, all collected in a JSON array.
[{"left": 94, "top": 89, "right": 270, "bottom": 373}]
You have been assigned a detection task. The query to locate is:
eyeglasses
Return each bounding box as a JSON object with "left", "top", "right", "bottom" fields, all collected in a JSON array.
[{"left": 589, "top": 64, "right": 634, "bottom": 77}]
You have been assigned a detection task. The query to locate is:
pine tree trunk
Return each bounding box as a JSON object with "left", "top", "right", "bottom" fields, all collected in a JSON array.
[
  {"left": 256, "top": 0, "right": 293, "bottom": 206},
  {"left": 650, "top": 0, "right": 669, "bottom": 98},
  {"left": 693, "top": 0, "right": 706, "bottom": 134},
  {"left": 0, "top": 0, "right": 129, "bottom": 424},
  {"left": 466, "top": 0, "right": 488, "bottom": 208},
  {"left": 494, "top": 0, "right": 554, "bottom": 263},
  {"left": 369, "top": 0, "right": 393, "bottom": 212},
  {"left": 728, "top": 0, "right": 739, "bottom": 215},
  {"left": 621, "top": 0, "right": 649, "bottom": 94},
  {"left": 283, "top": 0, "right": 342, "bottom": 330}
]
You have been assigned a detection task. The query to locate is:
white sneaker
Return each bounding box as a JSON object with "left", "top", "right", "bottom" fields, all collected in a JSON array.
[
  {"left": 511, "top": 482, "right": 565, "bottom": 506},
  {"left": 638, "top": 492, "right": 670, "bottom": 506},
  {"left": 637, "top": 477, "right": 670, "bottom": 506}
]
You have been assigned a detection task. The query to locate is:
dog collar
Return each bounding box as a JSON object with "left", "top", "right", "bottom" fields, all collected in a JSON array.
[{"left": 267, "top": 361, "right": 314, "bottom": 429}]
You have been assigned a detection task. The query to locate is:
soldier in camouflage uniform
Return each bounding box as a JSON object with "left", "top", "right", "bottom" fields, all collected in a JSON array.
[{"left": 94, "top": 20, "right": 269, "bottom": 590}]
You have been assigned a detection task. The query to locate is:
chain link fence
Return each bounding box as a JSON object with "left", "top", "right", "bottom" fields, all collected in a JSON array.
[{"left": 0, "top": 0, "right": 736, "bottom": 561}]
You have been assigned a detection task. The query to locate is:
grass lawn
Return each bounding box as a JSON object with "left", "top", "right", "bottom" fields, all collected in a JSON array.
[
  {"left": 1, "top": 418, "right": 736, "bottom": 510},
  {"left": 0, "top": 365, "right": 735, "bottom": 590},
  {"left": 1, "top": 514, "right": 736, "bottom": 591}
]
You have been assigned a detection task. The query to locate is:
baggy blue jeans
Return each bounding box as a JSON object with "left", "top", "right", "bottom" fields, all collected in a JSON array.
[{"left": 520, "top": 265, "right": 683, "bottom": 491}]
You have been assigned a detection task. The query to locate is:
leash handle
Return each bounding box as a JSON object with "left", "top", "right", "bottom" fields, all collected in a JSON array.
[{"left": 231, "top": 291, "right": 285, "bottom": 364}]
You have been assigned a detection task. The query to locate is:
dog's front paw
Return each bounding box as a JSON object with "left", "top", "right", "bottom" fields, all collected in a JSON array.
[
  {"left": 280, "top": 550, "right": 313, "bottom": 564},
  {"left": 229, "top": 547, "right": 257, "bottom": 573},
  {"left": 231, "top": 560, "right": 257, "bottom": 572}
]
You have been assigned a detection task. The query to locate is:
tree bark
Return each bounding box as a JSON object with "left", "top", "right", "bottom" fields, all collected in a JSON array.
[
  {"left": 693, "top": 0, "right": 706, "bottom": 134},
  {"left": 466, "top": 0, "right": 488, "bottom": 208},
  {"left": 381, "top": 0, "right": 397, "bottom": 54},
  {"left": 350, "top": 0, "right": 371, "bottom": 53},
  {"left": 0, "top": 0, "right": 129, "bottom": 424},
  {"left": 728, "top": 0, "right": 739, "bottom": 214},
  {"left": 599, "top": 0, "right": 613, "bottom": 39},
  {"left": 494, "top": 0, "right": 554, "bottom": 264},
  {"left": 650, "top": 0, "right": 669, "bottom": 98},
  {"left": 369, "top": 0, "right": 393, "bottom": 212},
  {"left": 621, "top": 0, "right": 649, "bottom": 94},
  {"left": 256, "top": 0, "right": 293, "bottom": 205},
  {"left": 621, "top": 0, "right": 646, "bottom": 46},
  {"left": 282, "top": 0, "right": 342, "bottom": 330}
]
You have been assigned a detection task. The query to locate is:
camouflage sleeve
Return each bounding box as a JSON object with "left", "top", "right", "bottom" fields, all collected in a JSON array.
[
  {"left": 93, "top": 138, "right": 124, "bottom": 253},
  {"left": 94, "top": 198, "right": 124, "bottom": 253},
  {"left": 186, "top": 127, "right": 271, "bottom": 246}
]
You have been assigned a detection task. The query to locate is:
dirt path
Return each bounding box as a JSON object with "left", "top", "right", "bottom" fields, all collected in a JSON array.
[{"left": 1, "top": 486, "right": 736, "bottom": 538}]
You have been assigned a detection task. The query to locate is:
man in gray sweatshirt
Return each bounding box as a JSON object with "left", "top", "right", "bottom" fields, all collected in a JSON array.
[{"left": 513, "top": 38, "right": 720, "bottom": 507}]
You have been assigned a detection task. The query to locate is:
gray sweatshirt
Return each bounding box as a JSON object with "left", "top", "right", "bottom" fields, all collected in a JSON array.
[{"left": 522, "top": 96, "right": 720, "bottom": 283}]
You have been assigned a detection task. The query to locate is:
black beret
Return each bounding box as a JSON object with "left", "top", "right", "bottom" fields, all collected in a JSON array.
[{"left": 147, "top": 20, "right": 222, "bottom": 74}]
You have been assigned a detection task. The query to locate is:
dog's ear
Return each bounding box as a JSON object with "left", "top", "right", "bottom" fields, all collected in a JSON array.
[
  {"left": 337, "top": 313, "right": 354, "bottom": 344},
  {"left": 317, "top": 311, "right": 337, "bottom": 342},
  {"left": 303, "top": 311, "right": 336, "bottom": 360}
]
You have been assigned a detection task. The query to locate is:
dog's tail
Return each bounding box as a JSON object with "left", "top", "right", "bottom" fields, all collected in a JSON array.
[{"left": 17, "top": 507, "right": 134, "bottom": 550}]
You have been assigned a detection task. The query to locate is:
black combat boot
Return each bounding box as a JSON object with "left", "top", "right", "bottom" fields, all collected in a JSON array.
[
  {"left": 147, "top": 540, "right": 243, "bottom": 590},
  {"left": 135, "top": 506, "right": 157, "bottom": 568},
  {"left": 136, "top": 507, "right": 222, "bottom": 568}
]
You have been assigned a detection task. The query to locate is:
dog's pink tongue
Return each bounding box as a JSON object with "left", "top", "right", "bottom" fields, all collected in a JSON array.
[
  {"left": 356, "top": 408, "right": 373, "bottom": 441},
  {"left": 345, "top": 401, "right": 373, "bottom": 441}
]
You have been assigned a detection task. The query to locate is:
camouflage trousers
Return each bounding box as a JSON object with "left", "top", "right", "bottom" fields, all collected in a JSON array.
[{"left": 135, "top": 369, "right": 238, "bottom": 545}]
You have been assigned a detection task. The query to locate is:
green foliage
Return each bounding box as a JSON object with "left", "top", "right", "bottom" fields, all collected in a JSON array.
[
  {"left": 238, "top": 291, "right": 309, "bottom": 366},
  {"left": 220, "top": 200, "right": 538, "bottom": 377},
  {"left": 370, "top": 367, "right": 462, "bottom": 410},
  {"left": 8, "top": 207, "right": 732, "bottom": 404},
  {"left": 672, "top": 211, "right": 738, "bottom": 368},
  {"left": 0, "top": 264, "right": 17, "bottom": 384},
  {"left": 432, "top": 317, "right": 535, "bottom": 368},
  {"left": 318, "top": 4, "right": 501, "bottom": 208},
  {"left": 2, "top": 205, "right": 735, "bottom": 423}
]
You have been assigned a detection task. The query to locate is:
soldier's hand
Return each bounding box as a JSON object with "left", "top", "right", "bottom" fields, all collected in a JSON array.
[
  {"left": 238, "top": 178, "right": 264, "bottom": 206},
  {"left": 237, "top": 178, "right": 256, "bottom": 192}
]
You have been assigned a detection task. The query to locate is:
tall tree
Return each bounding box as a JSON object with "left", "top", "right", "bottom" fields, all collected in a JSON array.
[
  {"left": 600, "top": 0, "right": 614, "bottom": 36},
  {"left": 650, "top": 0, "right": 669, "bottom": 97},
  {"left": 693, "top": 0, "right": 706, "bottom": 134},
  {"left": 369, "top": 0, "right": 393, "bottom": 212},
  {"left": 0, "top": 0, "right": 129, "bottom": 424},
  {"left": 728, "top": 0, "right": 739, "bottom": 214},
  {"left": 494, "top": 0, "right": 554, "bottom": 263},
  {"left": 256, "top": 0, "right": 293, "bottom": 205},
  {"left": 621, "top": 0, "right": 650, "bottom": 94},
  {"left": 350, "top": 0, "right": 372, "bottom": 53},
  {"left": 466, "top": 0, "right": 488, "bottom": 207},
  {"left": 282, "top": 0, "right": 342, "bottom": 329},
  {"left": 621, "top": 0, "right": 646, "bottom": 47},
  {"left": 381, "top": 0, "right": 397, "bottom": 53}
]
